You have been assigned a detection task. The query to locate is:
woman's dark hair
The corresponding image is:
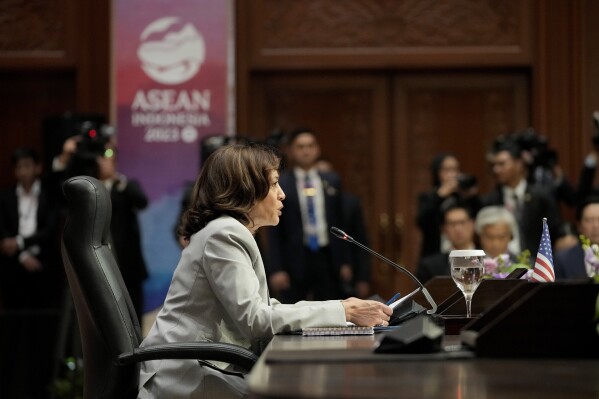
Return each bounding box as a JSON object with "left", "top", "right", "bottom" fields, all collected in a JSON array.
[
  {"left": 430, "top": 152, "right": 455, "bottom": 187},
  {"left": 178, "top": 143, "right": 281, "bottom": 239}
]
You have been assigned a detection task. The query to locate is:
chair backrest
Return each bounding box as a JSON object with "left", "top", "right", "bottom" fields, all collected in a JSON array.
[{"left": 61, "top": 176, "right": 142, "bottom": 399}]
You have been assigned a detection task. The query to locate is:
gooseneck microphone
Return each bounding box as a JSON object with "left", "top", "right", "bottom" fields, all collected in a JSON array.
[{"left": 330, "top": 226, "right": 438, "bottom": 315}]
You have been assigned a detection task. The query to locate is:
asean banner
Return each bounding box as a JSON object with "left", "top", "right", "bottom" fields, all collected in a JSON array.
[{"left": 113, "top": 0, "right": 233, "bottom": 313}]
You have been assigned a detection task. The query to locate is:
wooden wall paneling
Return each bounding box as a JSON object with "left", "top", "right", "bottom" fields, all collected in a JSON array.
[
  {"left": 75, "top": 0, "right": 111, "bottom": 116},
  {"left": 0, "top": 0, "right": 77, "bottom": 69},
  {"left": 533, "top": 0, "right": 583, "bottom": 180},
  {"left": 0, "top": 0, "right": 110, "bottom": 189},
  {"left": 582, "top": 0, "right": 599, "bottom": 160},
  {"left": 249, "top": 73, "right": 394, "bottom": 297},
  {"left": 247, "top": 0, "right": 532, "bottom": 69},
  {"left": 392, "top": 73, "right": 530, "bottom": 294},
  {"left": 0, "top": 72, "right": 76, "bottom": 189}
]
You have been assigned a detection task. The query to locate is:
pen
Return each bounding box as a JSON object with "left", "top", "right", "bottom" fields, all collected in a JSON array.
[{"left": 385, "top": 292, "right": 401, "bottom": 305}]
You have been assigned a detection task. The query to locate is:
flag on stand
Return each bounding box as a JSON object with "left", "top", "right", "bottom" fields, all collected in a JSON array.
[{"left": 530, "top": 218, "right": 555, "bottom": 282}]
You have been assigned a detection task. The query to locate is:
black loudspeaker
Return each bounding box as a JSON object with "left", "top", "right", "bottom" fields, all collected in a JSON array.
[{"left": 375, "top": 315, "right": 443, "bottom": 354}]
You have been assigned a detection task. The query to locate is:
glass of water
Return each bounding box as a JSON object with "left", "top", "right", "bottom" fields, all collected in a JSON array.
[{"left": 449, "top": 249, "right": 486, "bottom": 318}]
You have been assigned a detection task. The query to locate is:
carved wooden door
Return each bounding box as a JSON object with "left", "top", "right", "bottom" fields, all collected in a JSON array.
[{"left": 251, "top": 72, "right": 529, "bottom": 298}]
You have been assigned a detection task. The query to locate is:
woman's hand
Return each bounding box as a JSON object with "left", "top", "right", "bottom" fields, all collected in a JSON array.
[{"left": 341, "top": 298, "right": 393, "bottom": 327}]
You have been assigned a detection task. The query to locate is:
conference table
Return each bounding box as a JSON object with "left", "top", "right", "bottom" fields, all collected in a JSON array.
[{"left": 247, "top": 332, "right": 599, "bottom": 399}]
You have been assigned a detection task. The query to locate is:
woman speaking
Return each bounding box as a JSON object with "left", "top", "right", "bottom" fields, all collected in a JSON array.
[{"left": 138, "top": 143, "right": 391, "bottom": 398}]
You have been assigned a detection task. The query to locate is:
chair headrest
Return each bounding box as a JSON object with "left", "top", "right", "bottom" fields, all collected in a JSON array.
[{"left": 62, "top": 176, "right": 112, "bottom": 246}]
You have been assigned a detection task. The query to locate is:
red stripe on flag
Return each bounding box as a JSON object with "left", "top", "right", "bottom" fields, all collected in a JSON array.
[
  {"left": 536, "top": 258, "right": 551, "bottom": 274},
  {"left": 538, "top": 253, "right": 555, "bottom": 279},
  {"left": 532, "top": 266, "right": 552, "bottom": 282},
  {"left": 532, "top": 254, "right": 555, "bottom": 282}
]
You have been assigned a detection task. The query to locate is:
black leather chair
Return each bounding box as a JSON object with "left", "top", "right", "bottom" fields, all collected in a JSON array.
[{"left": 61, "top": 176, "right": 257, "bottom": 399}]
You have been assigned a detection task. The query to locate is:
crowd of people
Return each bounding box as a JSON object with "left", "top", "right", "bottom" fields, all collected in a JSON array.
[
  {"left": 415, "top": 131, "right": 599, "bottom": 283},
  {"left": 2, "top": 125, "right": 599, "bottom": 398},
  {"left": 3, "top": 128, "right": 598, "bottom": 316},
  {"left": 0, "top": 130, "right": 150, "bottom": 397},
  {"left": 0, "top": 132, "right": 149, "bottom": 321}
]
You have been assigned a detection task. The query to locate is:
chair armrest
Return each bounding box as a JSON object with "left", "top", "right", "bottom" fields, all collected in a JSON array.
[{"left": 117, "top": 341, "right": 258, "bottom": 373}]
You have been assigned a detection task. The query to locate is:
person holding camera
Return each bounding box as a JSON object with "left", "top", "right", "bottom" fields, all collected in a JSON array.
[
  {"left": 482, "top": 140, "right": 565, "bottom": 255},
  {"left": 416, "top": 153, "right": 481, "bottom": 259},
  {"left": 515, "top": 130, "right": 578, "bottom": 209}
]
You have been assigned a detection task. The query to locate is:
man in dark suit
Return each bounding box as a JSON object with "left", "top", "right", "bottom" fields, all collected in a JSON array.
[
  {"left": 482, "top": 141, "right": 564, "bottom": 255},
  {"left": 315, "top": 158, "right": 371, "bottom": 298},
  {"left": 416, "top": 201, "right": 476, "bottom": 284},
  {"left": 0, "top": 147, "right": 61, "bottom": 309},
  {"left": 267, "top": 128, "right": 350, "bottom": 303},
  {"left": 97, "top": 146, "right": 149, "bottom": 322},
  {"left": 555, "top": 197, "right": 599, "bottom": 279}
]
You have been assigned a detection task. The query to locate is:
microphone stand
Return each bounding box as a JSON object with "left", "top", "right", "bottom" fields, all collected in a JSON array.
[{"left": 331, "top": 227, "right": 438, "bottom": 315}]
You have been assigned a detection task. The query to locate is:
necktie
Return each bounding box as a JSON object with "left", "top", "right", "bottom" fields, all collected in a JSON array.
[
  {"left": 304, "top": 175, "right": 319, "bottom": 251},
  {"left": 512, "top": 193, "right": 522, "bottom": 222}
]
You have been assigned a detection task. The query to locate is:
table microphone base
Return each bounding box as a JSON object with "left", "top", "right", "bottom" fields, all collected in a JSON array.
[{"left": 375, "top": 315, "right": 443, "bottom": 354}]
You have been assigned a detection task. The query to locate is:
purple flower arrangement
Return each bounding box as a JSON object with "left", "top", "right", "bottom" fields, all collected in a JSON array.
[
  {"left": 580, "top": 235, "right": 599, "bottom": 283},
  {"left": 482, "top": 250, "right": 532, "bottom": 279}
]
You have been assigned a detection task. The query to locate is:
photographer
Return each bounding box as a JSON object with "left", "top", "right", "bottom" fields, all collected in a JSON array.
[
  {"left": 51, "top": 122, "right": 111, "bottom": 179},
  {"left": 512, "top": 129, "right": 577, "bottom": 208},
  {"left": 482, "top": 139, "right": 566, "bottom": 255},
  {"left": 416, "top": 153, "right": 481, "bottom": 259},
  {"left": 53, "top": 127, "right": 149, "bottom": 321}
]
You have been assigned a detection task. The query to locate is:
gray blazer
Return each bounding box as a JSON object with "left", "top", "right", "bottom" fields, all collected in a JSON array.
[{"left": 138, "top": 216, "right": 346, "bottom": 398}]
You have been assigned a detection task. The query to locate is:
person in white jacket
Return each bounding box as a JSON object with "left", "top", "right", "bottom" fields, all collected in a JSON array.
[{"left": 138, "top": 143, "right": 392, "bottom": 399}]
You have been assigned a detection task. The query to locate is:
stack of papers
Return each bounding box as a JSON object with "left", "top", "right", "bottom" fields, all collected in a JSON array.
[{"left": 301, "top": 326, "right": 374, "bottom": 336}]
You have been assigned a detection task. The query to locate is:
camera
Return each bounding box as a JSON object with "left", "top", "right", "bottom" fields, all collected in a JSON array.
[
  {"left": 77, "top": 121, "right": 111, "bottom": 157},
  {"left": 519, "top": 130, "right": 557, "bottom": 169},
  {"left": 67, "top": 121, "right": 113, "bottom": 178},
  {"left": 457, "top": 174, "right": 477, "bottom": 191},
  {"left": 492, "top": 128, "right": 558, "bottom": 171}
]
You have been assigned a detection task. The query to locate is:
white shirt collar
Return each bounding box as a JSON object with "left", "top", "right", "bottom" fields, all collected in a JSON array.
[
  {"left": 293, "top": 167, "right": 318, "bottom": 181},
  {"left": 16, "top": 179, "right": 41, "bottom": 198},
  {"left": 503, "top": 178, "right": 527, "bottom": 200}
]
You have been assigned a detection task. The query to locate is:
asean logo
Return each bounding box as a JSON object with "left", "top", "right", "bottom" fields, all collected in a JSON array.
[{"left": 137, "top": 17, "right": 205, "bottom": 85}]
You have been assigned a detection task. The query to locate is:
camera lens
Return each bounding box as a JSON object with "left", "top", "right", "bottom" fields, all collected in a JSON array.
[{"left": 458, "top": 174, "right": 477, "bottom": 190}]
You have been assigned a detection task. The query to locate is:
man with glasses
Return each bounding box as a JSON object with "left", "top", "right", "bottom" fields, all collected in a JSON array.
[{"left": 416, "top": 200, "right": 476, "bottom": 284}]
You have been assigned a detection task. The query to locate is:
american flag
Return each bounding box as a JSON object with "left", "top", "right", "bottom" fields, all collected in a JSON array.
[{"left": 531, "top": 218, "right": 555, "bottom": 282}]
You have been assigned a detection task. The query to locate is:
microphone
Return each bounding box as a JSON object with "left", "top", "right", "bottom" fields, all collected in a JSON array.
[{"left": 330, "top": 226, "right": 438, "bottom": 315}]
